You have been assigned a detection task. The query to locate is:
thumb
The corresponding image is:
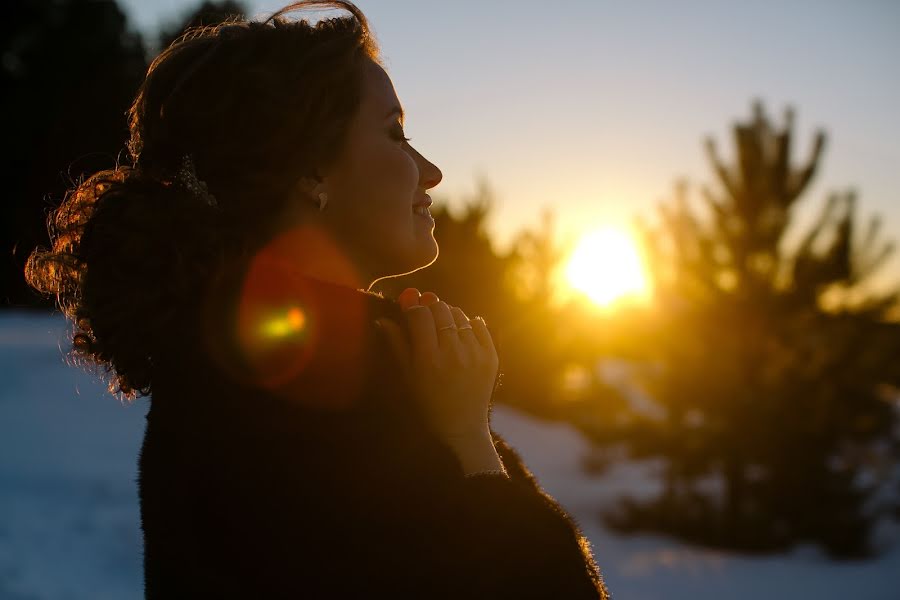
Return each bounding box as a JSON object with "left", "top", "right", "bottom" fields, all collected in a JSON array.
[{"left": 375, "top": 318, "right": 413, "bottom": 380}]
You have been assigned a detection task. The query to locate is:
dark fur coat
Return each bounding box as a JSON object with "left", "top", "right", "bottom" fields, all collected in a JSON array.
[{"left": 138, "top": 274, "right": 611, "bottom": 598}]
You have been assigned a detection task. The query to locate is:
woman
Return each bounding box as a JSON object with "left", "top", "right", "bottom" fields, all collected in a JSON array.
[{"left": 26, "top": 1, "right": 610, "bottom": 597}]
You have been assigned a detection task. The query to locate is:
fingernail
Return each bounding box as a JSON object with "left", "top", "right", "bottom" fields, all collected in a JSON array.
[
  {"left": 420, "top": 292, "right": 439, "bottom": 305},
  {"left": 398, "top": 288, "right": 421, "bottom": 311}
]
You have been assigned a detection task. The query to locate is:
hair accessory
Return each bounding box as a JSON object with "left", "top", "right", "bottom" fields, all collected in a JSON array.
[
  {"left": 175, "top": 153, "right": 218, "bottom": 207},
  {"left": 317, "top": 192, "right": 328, "bottom": 211}
]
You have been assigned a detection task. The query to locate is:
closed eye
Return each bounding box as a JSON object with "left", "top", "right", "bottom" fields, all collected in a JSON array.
[{"left": 391, "top": 125, "right": 411, "bottom": 143}]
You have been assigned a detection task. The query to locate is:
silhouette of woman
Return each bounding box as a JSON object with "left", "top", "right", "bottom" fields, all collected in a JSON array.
[{"left": 25, "top": 2, "right": 610, "bottom": 597}]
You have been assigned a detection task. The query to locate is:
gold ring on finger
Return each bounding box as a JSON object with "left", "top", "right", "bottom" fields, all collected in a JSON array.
[
  {"left": 457, "top": 323, "right": 474, "bottom": 331},
  {"left": 437, "top": 324, "right": 458, "bottom": 333}
]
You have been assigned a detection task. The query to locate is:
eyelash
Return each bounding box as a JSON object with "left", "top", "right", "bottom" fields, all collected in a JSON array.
[{"left": 391, "top": 126, "right": 411, "bottom": 143}]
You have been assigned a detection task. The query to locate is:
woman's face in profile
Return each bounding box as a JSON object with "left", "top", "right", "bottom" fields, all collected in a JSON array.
[{"left": 319, "top": 58, "right": 443, "bottom": 280}]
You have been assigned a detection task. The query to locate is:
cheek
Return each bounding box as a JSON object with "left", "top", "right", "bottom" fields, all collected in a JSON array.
[
  {"left": 340, "top": 140, "right": 419, "bottom": 221},
  {"left": 370, "top": 148, "right": 419, "bottom": 209},
  {"left": 381, "top": 146, "right": 418, "bottom": 188},
  {"left": 362, "top": 133, "right": 416, "bottom": 179}
]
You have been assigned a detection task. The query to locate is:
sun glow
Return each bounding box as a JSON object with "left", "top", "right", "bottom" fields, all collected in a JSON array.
[{"left": 564, "top": 227, "right": 650, "bottom": 307}]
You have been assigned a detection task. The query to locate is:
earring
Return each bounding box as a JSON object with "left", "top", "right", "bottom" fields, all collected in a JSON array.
[{"left": 317, "top": 192, "right": 328, "bottom": 211}]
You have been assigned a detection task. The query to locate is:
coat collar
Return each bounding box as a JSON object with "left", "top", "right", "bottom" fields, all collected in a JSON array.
[
  {"left": 151, "top": 268, "right": 416, "bottom": 428},
  {"left": 196, "top": 267, "right": 408, "bottom": 410}
]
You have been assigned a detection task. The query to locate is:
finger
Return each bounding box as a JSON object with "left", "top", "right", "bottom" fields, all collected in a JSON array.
[
  {"left": 429, "top": 300, "right": 457, "bottom": 334},
  {"left": 398, "top": 288, "right": 421, "bottom": 311},
  {"left": 469, "top": 316, "right": 494, "bottom": 350},
  {"left": 403, "top": 304, "right": 439, "bottom": 361},
  {"left": 449, "top": 305, "right": 477, "bottom": 342},
  {"left": 420, "top": 291, "right": 440, "bottom": 306},
  {"left": 429, "top": 301, "right": 465, "bottom": 359},
  {"left": 449, "top": 306, "right": 479, "bottom": 363}
]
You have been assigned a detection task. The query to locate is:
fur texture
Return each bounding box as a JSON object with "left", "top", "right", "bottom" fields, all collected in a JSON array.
[{"left": 138, "top": 275, "right": 611, "bottom": 598}]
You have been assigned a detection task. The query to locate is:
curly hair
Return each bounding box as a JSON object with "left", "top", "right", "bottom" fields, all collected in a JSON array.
[{"left": 24, "top": 1, "right": 382, "bottom": 401}]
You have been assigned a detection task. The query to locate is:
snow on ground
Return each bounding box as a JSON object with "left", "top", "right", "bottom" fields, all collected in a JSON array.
[{"left": 1, "top": 311, "right": 899, "bottom": 599}]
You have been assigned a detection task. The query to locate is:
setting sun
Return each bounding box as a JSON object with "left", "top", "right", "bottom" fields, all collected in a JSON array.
[{"left": 564, "top": 227, "right": 650, "bottom": 307}]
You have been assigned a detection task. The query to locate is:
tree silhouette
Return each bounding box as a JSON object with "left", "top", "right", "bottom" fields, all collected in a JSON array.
[
  {"left": 605, "top": 100, "right": 900, "bottom": 559},
  {"left": 2, "top": 0, "right": 147, "bottom": 308}
]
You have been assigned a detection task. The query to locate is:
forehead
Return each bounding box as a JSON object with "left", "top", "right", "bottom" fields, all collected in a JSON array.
[{"left": 360, "top": 59, "right": 401, "bottom": 120}]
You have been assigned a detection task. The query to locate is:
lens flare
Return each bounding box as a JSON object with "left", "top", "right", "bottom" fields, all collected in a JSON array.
[
  {"left": 229, "top": 224, "right": 370, "bottom": 410},
  {"left": 260, "top": 306, "right": 308, "bottom": 339}
]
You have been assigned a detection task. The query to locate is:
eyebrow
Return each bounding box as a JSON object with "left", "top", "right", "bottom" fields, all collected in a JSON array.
[{"left": 386, "top": 105, "right": 405, "bottom": 126}]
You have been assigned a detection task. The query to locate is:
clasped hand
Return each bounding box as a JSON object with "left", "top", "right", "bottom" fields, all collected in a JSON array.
[{"left": 375, "top": 288, "right": 499, "bottom": 443}]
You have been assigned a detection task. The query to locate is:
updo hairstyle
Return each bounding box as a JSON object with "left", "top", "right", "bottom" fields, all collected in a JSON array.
[{"left": 25, "top": 1, "right": 381, "bottom": 399}]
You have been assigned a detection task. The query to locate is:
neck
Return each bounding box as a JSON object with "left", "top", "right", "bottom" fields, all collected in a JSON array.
[{"left": 264, "top": 223, "right": 374, "bottom": 292}]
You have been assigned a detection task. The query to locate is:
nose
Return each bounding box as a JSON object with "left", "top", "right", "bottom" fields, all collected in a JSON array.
[{"left": 410, "top": 145, "right": 442, "bottom": 190}]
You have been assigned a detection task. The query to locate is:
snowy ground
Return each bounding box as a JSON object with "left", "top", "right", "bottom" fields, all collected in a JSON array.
[{"left": 2, "top": 311, "right": 899, "bottom": 599}]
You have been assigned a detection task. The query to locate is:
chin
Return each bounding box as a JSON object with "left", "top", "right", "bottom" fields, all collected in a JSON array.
[
  {"left": 419, "top": 237, "right": 439, "bottom": 267},
  {"left": 382, "top": 238, "right": 439, "bottom": 279}
]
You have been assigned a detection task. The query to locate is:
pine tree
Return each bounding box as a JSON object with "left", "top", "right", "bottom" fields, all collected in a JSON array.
[
  {"left": 605, "top": 100, "right": 900, "bottom": 559},
  {"left": 2, "top": 0, "right": 147, "bottom": 308}
]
